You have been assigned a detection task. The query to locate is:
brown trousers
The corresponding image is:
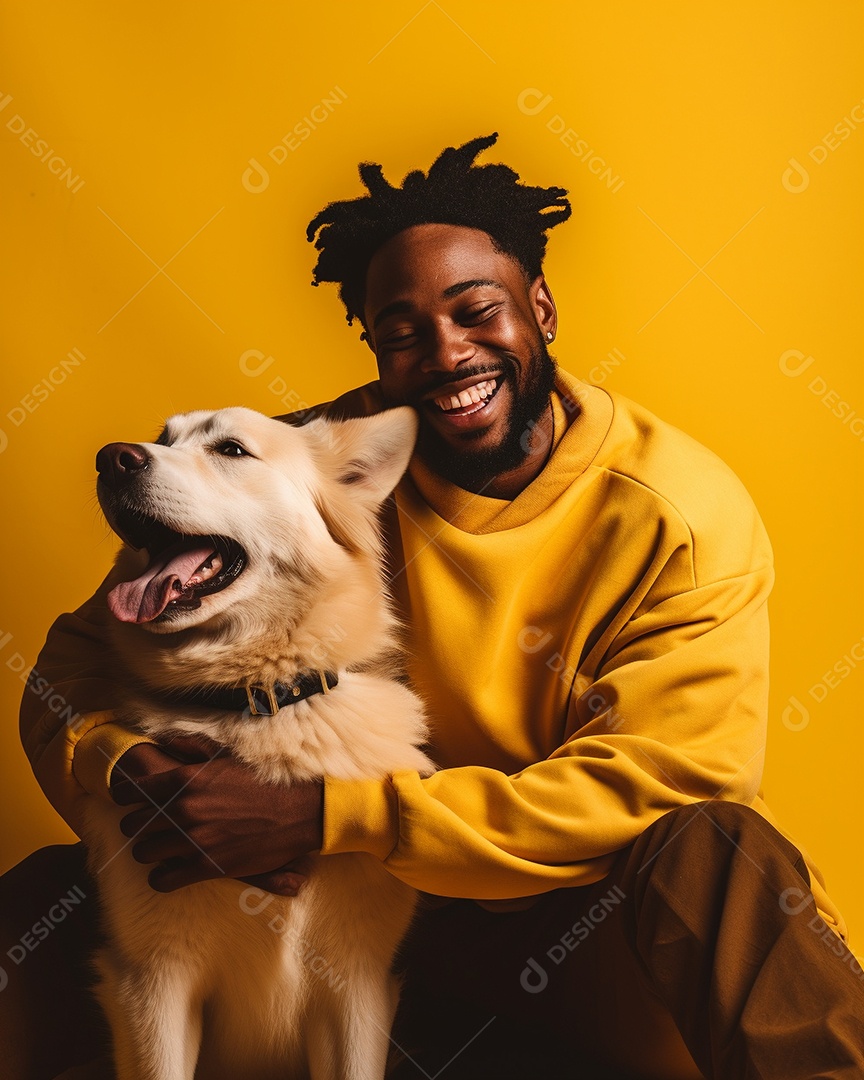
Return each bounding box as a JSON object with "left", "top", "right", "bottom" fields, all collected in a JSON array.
[{"left": 1, "top": 802, "right": 862, "bottom": 1079}]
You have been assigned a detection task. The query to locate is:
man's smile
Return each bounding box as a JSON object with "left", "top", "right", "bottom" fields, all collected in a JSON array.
[
  {"left": 420, "top": 369, "right": 506, "bottom": 431},
  {"left": 430, "top": 376, "right": 499, "bottom": 411},
  {"left": 426, "top": 377, "right": 506, "bottom": 434}
]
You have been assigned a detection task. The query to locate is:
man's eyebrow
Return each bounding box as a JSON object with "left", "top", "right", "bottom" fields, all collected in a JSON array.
[
  {"left": 372, "top": 280, "right": 505, "bottom": 329},
  {"left": 372, "top": 300, "right": 413, "bottom": 330},
  {"left": 442, "top": 279, "right": 504, "bottom": 298}
]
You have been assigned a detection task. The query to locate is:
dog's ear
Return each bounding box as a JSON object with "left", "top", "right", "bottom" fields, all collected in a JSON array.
[
  {"left": 322, "top": 407, "right": 419, "bottom": 503},
  {"left": 306, "top": 407, "right": 418, "bottom": 554}
]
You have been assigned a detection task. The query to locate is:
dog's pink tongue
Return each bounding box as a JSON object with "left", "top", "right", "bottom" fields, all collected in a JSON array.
[{"left": 107, "top": 544, "right": 216, "bottom": 623}]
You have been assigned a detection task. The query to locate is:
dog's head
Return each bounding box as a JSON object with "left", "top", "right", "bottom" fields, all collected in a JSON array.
[{"left": 96, "top": 406, "right": 417, "bottom": 667}]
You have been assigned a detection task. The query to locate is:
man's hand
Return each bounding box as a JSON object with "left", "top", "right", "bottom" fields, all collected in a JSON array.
[{"left": 109, "top": 736, "right": 323, "bottom": 895}]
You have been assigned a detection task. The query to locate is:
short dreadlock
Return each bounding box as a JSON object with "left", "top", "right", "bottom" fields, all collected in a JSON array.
[{"left": 306, "top": 132, "right": 571, "bottom": 327}]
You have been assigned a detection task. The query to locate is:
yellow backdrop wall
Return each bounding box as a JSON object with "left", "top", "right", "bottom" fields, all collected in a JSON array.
[{"left": 1, "top": 3, "right": 861, "bottom": 943}]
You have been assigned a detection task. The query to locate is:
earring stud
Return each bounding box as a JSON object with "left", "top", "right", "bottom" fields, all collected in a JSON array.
[{"left": 546, "top": 332, "right": 554, "bottom": 341}]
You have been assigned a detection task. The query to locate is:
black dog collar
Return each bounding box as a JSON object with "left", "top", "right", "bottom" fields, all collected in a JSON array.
[{"left": 161, "top": 670, "right": 338, "bottom": 717}]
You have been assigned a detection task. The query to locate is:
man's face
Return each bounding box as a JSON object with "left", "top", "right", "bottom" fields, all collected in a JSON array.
[{"left": 362, "top": 224, "right": 558, "bottom": 494}]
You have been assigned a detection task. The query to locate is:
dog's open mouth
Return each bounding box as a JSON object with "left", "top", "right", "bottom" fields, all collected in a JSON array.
[{"left": 106, "top": 513, "right": 246, "bottom": 624}]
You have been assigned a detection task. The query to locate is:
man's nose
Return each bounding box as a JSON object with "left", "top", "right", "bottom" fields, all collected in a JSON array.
[{"left": 420, "top": 323, "right": 475, "bottom": 372}]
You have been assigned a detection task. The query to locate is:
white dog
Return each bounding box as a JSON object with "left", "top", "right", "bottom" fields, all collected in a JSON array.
[{"left": 85, "top": 405, "right": 435, "bottom": 1080}]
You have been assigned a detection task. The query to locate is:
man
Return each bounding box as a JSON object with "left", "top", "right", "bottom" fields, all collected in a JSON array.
[{"left": 12, "top": 133, "right": 864, "bottom": 1078}]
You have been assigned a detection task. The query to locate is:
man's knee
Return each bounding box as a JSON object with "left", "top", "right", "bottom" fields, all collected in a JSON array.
[
  {"left": 632, "top": 800, "right": 810, "bottom": 885},
  {"left": 0, "top": 842, "right": 93, "bottom": 937},
  {"left": 639, "top": 803, "right": 790, "bottom": 851},
  {"left": 0, "top": 843, "right": 107, "bottom": 1079}
]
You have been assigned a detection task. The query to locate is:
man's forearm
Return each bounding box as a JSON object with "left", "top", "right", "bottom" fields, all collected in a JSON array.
[{"left": 19, "top": 572, "right": 150, "bottom": 831}]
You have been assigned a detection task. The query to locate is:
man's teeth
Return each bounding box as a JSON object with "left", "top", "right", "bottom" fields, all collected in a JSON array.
[
  {"left": 186, "top": 551, "right": 223, "bottom": 586},
  {"left": 434, "top": 379, "right": 497, "bottom": 412}
]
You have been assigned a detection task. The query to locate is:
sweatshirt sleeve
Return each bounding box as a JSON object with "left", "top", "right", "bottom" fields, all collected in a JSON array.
[
  {"left": 321, "top": 556, "right": 774, "bottom": 899},
  {"left": 19, "top": 573, "right": 154, "bottom": 835}
]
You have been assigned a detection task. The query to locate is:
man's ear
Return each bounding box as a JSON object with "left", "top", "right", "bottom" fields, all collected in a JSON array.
[
  {"left": 305, "top": 407, "right": 418, "bottom": 554},
  {"left": 530, "top": 275, "right": 557, "bottom": 342},
  {"left": 359, "top": 326, "right": 376, "bottom": 354}
]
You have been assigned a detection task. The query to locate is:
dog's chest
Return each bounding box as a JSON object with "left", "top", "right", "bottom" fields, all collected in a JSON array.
[
  {"left": 83, "top": 798, "right": 416, "bottom": 1073},
  {"left": 85, "top": 797, "right": 414, "bottom": 950}
]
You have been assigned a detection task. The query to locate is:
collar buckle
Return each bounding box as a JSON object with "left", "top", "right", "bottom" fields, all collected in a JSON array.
[{"left": 245, "top": 684, "right": 281, "bottom": 717}]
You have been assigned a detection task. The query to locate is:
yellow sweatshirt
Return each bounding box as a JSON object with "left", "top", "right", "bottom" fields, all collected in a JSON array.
[{"left": 19, "top": 369, "right": 847, "bottom": 941}]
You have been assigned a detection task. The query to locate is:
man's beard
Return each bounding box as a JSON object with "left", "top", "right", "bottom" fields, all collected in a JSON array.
[{"left": 415, "top": 342, "right": 558, "bottom": 493}]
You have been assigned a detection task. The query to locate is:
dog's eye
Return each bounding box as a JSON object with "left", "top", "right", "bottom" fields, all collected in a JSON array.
[{"left": 214, "top": 440, "right": 249, "bottom": 457}]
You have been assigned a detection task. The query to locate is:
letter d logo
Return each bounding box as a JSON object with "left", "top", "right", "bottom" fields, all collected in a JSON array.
[
  {"left": 517, "top": 88, "right": 552, "bottom": 116},
  {"left": 779, "top": 886, "right": 812, "bottom": 916},
  {"left": 520, "top": 956, "right": 548, "bottom": 994},
  {"left": 778, "top": 349, "right": 816, "bottom": 378},
  {"left": 242, "top": 158, "right": 270, "bottom": 193},
  {"left": 239, "top": 349, "right": 276, "bottom": 378},
  {"left": 782, "top": 696, "right": 810, "bottom": 732},
  {"left": 238, "top": 886, "right": 274, "bottom": 915},
  {"left": 781, "top": 157, "right": 809, "bottom": 193}
]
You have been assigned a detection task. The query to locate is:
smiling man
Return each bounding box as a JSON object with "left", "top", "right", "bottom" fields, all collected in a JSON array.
[
  {"left": 364, "top": 223, "right": 558, "bottom": 498},
  {"left": 12, "top": 134, "right": 864, "bottom": 1079}
]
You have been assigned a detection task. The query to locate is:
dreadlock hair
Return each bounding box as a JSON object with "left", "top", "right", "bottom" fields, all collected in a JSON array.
[{"left": 306, "top": 132, "right": 571, "bottom": 327}]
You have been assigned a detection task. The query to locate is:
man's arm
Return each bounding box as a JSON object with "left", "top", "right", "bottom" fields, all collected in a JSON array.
[
  {"left": 109, "top": 558, "right": 773, "bottom": 900},
  {"left": 320, "top": 560, "right": 774, "bottom": 899},
  {"left": 19, "top": 571, "right": 154, "bottom": 836},
  {"left": 20, "top": 577, "right": 319, "bottom": 894}
]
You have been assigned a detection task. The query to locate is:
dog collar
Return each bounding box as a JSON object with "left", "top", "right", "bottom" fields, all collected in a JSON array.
[{"left": 161, "top": 670, "right": 338, "bottom": 717}]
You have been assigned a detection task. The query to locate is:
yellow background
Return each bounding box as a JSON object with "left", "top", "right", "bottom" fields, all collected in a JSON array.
[{"left": 1, "top": 4, "right": 862, "bottom": 936}]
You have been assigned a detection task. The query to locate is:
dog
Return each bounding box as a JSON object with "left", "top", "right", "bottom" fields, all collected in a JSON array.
[{"left": 85, "top": 404, "right": 435, "bottom": 1080}]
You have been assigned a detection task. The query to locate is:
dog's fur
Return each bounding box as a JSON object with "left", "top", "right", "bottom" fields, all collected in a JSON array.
[{"left": 85, "top": 405, "right": 435, "bottom": 1080}]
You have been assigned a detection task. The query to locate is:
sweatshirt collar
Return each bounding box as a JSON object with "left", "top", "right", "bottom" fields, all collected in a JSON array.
[{"left": 402, "top": 369, "right": 614, "bottom": 534}]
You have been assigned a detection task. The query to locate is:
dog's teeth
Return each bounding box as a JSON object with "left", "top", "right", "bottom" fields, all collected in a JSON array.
[{"left": 187, "top": 551, "right": 223, "bottom": 585}]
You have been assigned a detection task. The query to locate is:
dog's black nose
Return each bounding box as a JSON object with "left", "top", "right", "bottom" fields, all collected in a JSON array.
[{"left": 96, "top": 442, "right": 150, "bottom": 488}]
